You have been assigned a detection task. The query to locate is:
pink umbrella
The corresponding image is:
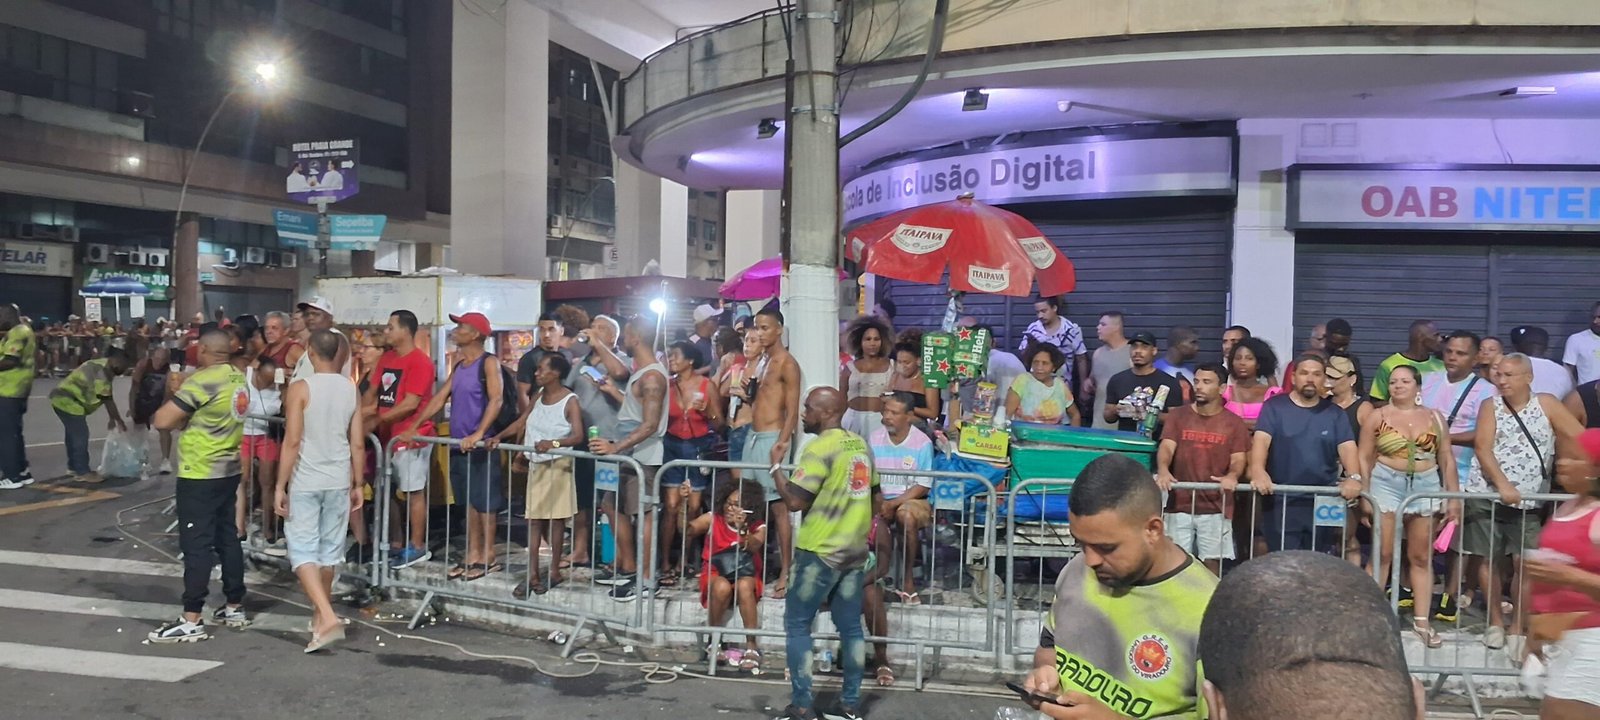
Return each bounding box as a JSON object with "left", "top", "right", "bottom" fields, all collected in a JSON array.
[{"left": 719, "top": 256, "right": 847, "bottom": 300}]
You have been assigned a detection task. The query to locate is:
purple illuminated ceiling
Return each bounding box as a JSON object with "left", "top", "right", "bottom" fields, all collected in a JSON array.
[{"left": 624, "top": 51, "right": 1600, "bottom": 190}]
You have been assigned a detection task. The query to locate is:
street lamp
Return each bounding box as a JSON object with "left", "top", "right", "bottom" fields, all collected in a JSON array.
[{"left": 170, "top": 51, "right": 286, "bottom": 316}]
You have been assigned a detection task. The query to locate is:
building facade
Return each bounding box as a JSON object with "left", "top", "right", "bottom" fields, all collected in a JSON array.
[
  {"left": 0, "top": 0, "right": 733, "bottom": 327},
  {"left": 611, "top": 0, "right": 1600, "bottom": 378}
]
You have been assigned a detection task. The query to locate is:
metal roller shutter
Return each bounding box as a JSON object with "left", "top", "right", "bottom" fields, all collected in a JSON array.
[
  {"left": 1295, "top": 237, "right": 1600, "bottom": 383},
  {"left": 1294, "top": 242, "right": 1489, "bottom": 383},
  {"left": 1491, "top": 246, "right": 1600, "bottom": 361},
  {"left": 879, "top": 214, "right": 1232, "bottom": 358}
]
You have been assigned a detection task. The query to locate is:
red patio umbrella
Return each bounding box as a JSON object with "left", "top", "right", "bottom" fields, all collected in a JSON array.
[{"left": 847, "top": 193, "right": 1076, "bottom": 297}]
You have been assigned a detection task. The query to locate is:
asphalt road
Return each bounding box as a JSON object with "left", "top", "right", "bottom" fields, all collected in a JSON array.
[{"left": 0, "top": 378, "right": 1014, "bottom": 719}]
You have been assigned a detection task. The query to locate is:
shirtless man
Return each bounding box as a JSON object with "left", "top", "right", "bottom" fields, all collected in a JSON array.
[{"left": 733, "top": 307, "right": 801, "bottom": 597}]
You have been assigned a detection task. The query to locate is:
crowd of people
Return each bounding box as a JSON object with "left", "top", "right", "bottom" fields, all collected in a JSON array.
[{"left": 3, "top": 293, "right": 1600, "bottom": 720}]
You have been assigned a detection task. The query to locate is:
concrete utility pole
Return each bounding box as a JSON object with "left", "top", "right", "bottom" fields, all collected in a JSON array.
[{"left": 783, "top": 0, "right": 841, "bottom": 398}]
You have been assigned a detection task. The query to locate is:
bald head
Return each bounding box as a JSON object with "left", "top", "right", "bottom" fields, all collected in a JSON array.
[
  {"left": 0, "top": 303, "right": 18, "bottom": 330},
  {"left": 802, "top": 386, "right": 846, "bottom": 435},
  {"left": 195, "top": 328, "right": 235, "bottom": 369},
  {"left": 1200, "top": 552, "right": 1418, "bottom": 720}
]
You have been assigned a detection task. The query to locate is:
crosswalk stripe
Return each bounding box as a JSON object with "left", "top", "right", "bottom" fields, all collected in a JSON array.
[
  {"left": 0, "top": 549, "right": 182, "bottom": 577},
  {"left": 0, "top": 641, "right": 222, "bottom": 682},
  {"left": 0, "top": 587, "right": 310, "bottom": 634}
]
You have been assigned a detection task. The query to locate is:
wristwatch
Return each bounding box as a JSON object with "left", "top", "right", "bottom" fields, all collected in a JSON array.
[
  {"left": 1346, "top": 474, "right": 1363, "bottom": 483},
  {"left": 551, "top": 440, "right": 561, "bottom": 449}
]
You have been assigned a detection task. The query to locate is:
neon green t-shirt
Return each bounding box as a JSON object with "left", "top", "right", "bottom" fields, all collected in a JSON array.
[
  {"left": 1369, "top": 353, "right": 1445, "bottom": 402},
  {"left": 791, "top": 428, "right": 879, "bottom": 570},
  {"left": 49, "top": 358, "right": 113, "bottom": 416},
  {"left": 0, "top": 324, "right": 36, "bottom": 399},
  {"left": 1040, "top": 554, "right": 1217, "bottom": 718},
  {"left": 172, "top": 364, "right": 247, "bottom": 480}
]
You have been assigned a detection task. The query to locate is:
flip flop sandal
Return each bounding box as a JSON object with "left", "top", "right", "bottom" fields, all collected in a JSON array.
[
  {"left": 464, "top": 564, "right": 489, "bottom": 581},
  {"left": 739, "top": 649, "right": 763, "bottom": 672},
  {"left": 305, "top": 625, "right": 346, "bottom": 653},
  {"left": 875, "top": 665, "right": 896, "bottom": 687},
  {"left": 447, "top": 563, "right": 467, "bottom": 580},
  {"left": 484, "top": 562, "right": 505, "bottom": 574},
  {"left": 658, "top": 570, "right": 679, "bottom": 587}
]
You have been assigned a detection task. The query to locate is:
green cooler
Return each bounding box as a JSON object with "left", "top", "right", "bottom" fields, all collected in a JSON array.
[{"left": 1009, "top": 423, "right": 1157, "bottom": 490}]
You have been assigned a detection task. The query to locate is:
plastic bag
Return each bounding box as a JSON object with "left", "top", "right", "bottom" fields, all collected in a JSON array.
[{"left": 98, "top": 428, "right": 146, "bottom": 478}]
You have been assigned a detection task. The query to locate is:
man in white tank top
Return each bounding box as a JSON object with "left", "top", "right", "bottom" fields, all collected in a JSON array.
[{"left": 275, "top": 329, "right": 363, "bottom": 653}]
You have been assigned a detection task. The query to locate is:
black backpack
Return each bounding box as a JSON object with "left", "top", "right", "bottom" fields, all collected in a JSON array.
[{"left": 455, "top": 356, "right": 520, "bottom": 438}]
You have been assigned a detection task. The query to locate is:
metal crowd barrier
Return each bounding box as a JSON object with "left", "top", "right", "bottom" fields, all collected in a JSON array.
[
  {"left": 1003, "top": 478, "right": 1385, "bottom": 661},
  {"left": 646, "top": 458, "right": 1001, "bottom": 689},
  {"left": 375, "top": 436, "right": 651, "bottom": 657},
  {"left": 1389, "top": 490, "right": 1575, "bottom": 719}
]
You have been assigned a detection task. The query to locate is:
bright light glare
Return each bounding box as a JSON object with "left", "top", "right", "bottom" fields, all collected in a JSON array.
[
  {"left": 124, "top": 156, "right": 141, "bottom": 167},
  {"left": 253, "top": 62, "right": 279, "bottom": 85},
  {"left": 649, "top": 298, "right": 668, "bottom": 315}
]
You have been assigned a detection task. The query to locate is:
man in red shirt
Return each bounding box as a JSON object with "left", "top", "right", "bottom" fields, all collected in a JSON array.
[
  {"left": 1155, "top": 362, "right": 1251, "bottom": 575},
  {"left": 364, "top": 309, "right": 436, "bottom": 567}
]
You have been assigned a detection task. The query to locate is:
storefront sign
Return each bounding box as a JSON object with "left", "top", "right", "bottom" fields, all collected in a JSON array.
[
  {"left": 1290, "top": 165, "right": 1600, "bottom": 232},
  {"left": 842, "top": 135, "right": 1234, "bottom": 225},
  {"left": 83, "top": 297, "right": 101, "bottom": 322},
  {"left": 286, "top": 139, "right": 360, "bottom": 205},
  {"left": 83, "top": 267, "right": 171, "bottom": 301},
  {"left": 0, "top": 240, "right": 74, "bottom": 277}
]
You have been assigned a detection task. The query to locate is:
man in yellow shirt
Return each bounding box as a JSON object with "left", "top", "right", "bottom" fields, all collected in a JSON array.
[
  {"left": 0, "top": 304, "right": 37, "bottom": 489},
  {"left": 48, "top": 349, "right": 132, "bottom": 482},
  {"left": 1019, "top": 454, "right": 1218, "bottom": 719}
]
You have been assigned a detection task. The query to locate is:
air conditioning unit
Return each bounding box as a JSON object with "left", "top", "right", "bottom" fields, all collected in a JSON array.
[
  {"left": 126, "top": 249, "right": 147, "bottom": 266},
  {"left": 146, "top": 250, "right": 168, "bottom": 267},
  {"left": 244, "top": 247, "right": 267, "bottom": 265},
  {"left": 220, "top": 247, "right": 240, "bottom": 266},
  {"left": 60, "top": 227, "right": 80, "bottom": 242},
  {"left": 279, "top": 251, "right": 298, "bottom": 269},
  {"left": 85, "top": 243, "right": 111, "bottom": 264}
]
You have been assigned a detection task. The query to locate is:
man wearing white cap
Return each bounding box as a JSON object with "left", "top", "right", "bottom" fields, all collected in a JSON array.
[
  {"left": 690, "top": 304, "right": 722, "bottom": 378},
  {"left": 293, "top": 296, "right": 350, "bottom": 382}
]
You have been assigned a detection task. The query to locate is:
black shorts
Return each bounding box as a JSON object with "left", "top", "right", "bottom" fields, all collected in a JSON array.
[{"left": 574, "top": 457, "right": 596, "bottom": 512}]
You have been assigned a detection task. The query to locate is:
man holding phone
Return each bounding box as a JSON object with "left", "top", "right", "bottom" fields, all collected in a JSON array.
[{"left": 1020, "top": 454, "right": 1216, "bottom": 719}]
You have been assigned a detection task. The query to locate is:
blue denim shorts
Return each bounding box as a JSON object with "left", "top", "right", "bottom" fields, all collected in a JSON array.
[{"left": 663, "top": 434, "right": 717, "bottom": 491}]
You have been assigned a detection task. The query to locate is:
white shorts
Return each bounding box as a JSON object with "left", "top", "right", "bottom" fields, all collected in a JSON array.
[
  {"left": 390, "top": 446, "right": 430, "bottom": 493},
  {"left": 1164, "top": 512, "right": 1235, "bottom": 561},
  {"left": 1546, "top": 626, "right": 1600, "bottom": 707},
  {"left": 285, "top": 487, "right": 351, "bottom": 569}
]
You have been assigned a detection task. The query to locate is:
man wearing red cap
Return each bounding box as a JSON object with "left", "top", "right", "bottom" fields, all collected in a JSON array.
[{"left": 403, "top": 312, "right": 508, "bottom": 579}]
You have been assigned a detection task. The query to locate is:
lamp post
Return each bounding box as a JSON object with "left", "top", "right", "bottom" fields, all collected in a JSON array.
[{"left": 170, "top": 58, "right": 283, "bottom": 320}]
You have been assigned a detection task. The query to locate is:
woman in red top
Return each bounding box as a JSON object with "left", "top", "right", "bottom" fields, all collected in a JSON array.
[
  {"left": 1525, "top": 429, "right": 1600, "bottom": 718},
  {"left": 661, "top": 341, "right": 723, "bottom": 587},
  {"left": 689, "top": 478, "right": 766, "bottom": 671}
]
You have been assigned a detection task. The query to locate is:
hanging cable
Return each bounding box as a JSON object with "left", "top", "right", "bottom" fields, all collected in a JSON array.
[{"left": 838, "top": 0, "right": 948, "bottom": 148}]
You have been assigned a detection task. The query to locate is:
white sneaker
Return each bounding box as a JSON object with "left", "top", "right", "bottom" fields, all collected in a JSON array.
[
  {"left": 158, "top": 460, "right": 173, "bottom": 475},
  {"left": 148, "top": 618, "right": 209, "bottom": 643},
  {"left": 1484, "top": 626, "right": 1507, "bottom": 649},
  {"left": 0, "top": 478, "right": 25, "bottom": 490},
  {"left": 210, "top": 605, "right": 251, "bottom": 628}
]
